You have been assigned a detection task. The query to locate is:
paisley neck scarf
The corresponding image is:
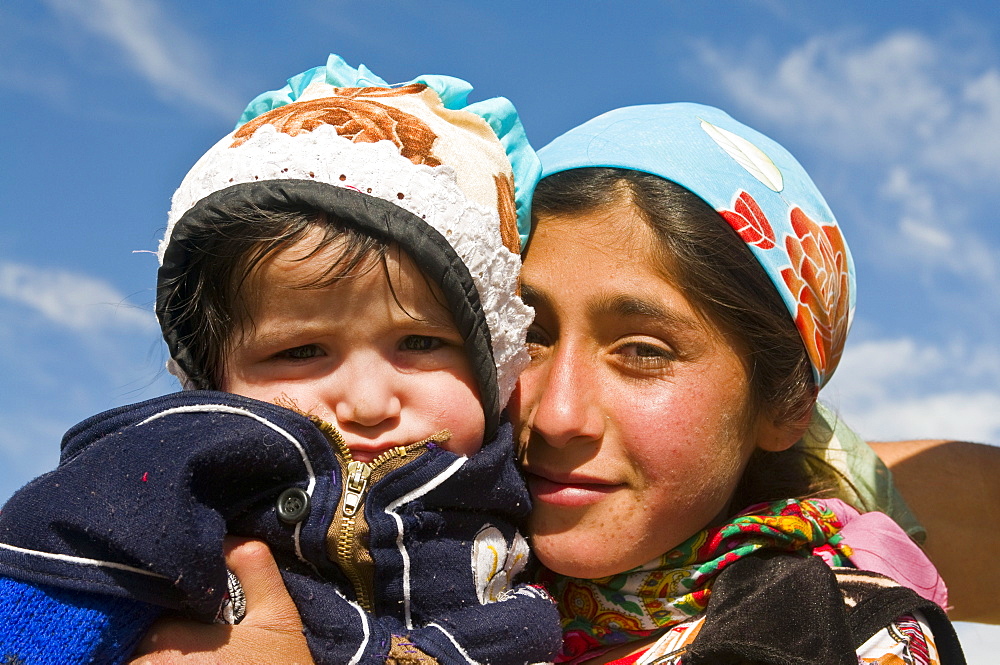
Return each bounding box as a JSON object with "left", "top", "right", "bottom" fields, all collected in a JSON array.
[{"left": 546, "top": 499, "right": 851, "bottom": 662}]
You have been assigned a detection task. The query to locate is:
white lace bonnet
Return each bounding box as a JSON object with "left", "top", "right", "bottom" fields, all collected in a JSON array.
[{"left": 156, "top": 55, "right": 539, "bottom": 436}]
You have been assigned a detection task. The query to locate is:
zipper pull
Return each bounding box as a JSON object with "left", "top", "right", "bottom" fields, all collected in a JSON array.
[{"left": 343, "top": 461, "right": 372, "bottom": 517}]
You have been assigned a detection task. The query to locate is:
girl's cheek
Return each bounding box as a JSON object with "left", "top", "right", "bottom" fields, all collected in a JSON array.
[{"left": 512, "top": 356, "right": 555, "bottom": 419}]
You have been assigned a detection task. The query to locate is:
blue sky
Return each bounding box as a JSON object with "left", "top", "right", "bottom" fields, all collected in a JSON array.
[{"left": 2, "top": 0, "right": 998, "bottom": 653}]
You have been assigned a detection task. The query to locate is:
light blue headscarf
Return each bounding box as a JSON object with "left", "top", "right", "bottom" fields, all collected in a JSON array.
[{"left": 537, "top": 103, "right": 856, "bottom": 387}]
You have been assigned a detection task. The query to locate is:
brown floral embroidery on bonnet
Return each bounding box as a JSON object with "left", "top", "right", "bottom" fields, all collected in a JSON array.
[{"left": 232, "top": 84, "right": 443, "bottom": 168}]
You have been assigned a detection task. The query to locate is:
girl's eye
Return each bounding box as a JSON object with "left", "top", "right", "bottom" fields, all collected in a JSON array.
[
  {"left": 400, "top": 335, "right": 443, "bottom": 352},
  {"left": 525, "top": 329, "right": 548, "bottom": 347},
  {"left": 277, "top": 345, "right": 324, "bottom": 360},
  {"left": 615, "top": 341, "right": 677, "bottom": 368},
  {"left": 524, "top": 328, "right": 550, "bottom": 359},
  {"left": 622, "top": 343, "right": 670, "bottom": 358}
]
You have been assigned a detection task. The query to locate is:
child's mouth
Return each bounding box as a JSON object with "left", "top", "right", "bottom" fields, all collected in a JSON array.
[{"left": 345, "top": 430, "right": 452, "bottom": 464}]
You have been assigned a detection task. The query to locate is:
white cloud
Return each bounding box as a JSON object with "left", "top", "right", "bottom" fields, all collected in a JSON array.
[
  {"left": 824, "top": 337, "right": 1000, "bottom": 443},
  {"left": 696, "top": 31, "right": 1000, "bottom": 182},
  {"left": 927, "top": 68, "right": 1000, "bottom": 177},
  {"left": 42, "top": 0, "right": 241, "bottom": 118},
  {"left": 0, "top": 261, "right": 156, "bottom": 333},
  {"left": 696, "top": 30, "right": 1000, "bottom": 292},
  {"left": 880, "top": 168, "right": 949, "bottom": 249},
  {"left": 878, "top": 166, "right": 998, "bottom": 283},
  {"left": 839, "top": 390, "right": 1000, "bottom": 443}
]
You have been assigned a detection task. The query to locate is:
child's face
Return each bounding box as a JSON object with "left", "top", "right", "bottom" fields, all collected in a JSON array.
[{"left": 221, "top": 229, "right": 485, "bottom": 463}]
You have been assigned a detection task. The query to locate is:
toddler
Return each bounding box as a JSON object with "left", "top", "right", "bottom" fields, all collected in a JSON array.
[{"left": 0, "top": 55, "right": 560, "bottom": 665}]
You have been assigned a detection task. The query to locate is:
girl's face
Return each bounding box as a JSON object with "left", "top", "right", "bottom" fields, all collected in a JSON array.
[{"left": 513, "top": 203, "right": 789, "bottom": 579}]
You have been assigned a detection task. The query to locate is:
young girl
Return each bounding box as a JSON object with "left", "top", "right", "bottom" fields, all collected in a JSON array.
[
  {"left": 0, "top": 56, "right": 561, "bottom": 665},
  {"left": 514, "top": 102, "right": 963, "bottom": 664}
]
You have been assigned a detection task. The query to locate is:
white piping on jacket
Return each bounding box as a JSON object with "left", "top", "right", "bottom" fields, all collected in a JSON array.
[
  {"left": 339, "top": 589, "right": 372, "bottom": 665},
  {"left": 383, "top": 456, "right": 468, "bottom": 630},
  {"left": 138, "top": 404, "right": 317, "bottom": 564},
  {"left": 426, "top": 622, "right": 482, "bottom": 665},
  {"left": 0, "top": 541, "right": 169, "bottom": 579}
]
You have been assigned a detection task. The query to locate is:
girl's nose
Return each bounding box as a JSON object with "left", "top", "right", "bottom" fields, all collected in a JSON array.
[
  {"left": 331, "top": 358, "right": 402, "bottom": 428},
  {"left": 522, "top": 346, "right": 604, "bottom": 449}
]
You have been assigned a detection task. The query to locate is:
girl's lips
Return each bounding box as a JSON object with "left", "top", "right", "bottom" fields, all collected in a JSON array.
[{"left": 526, "top": 472, "right": 621, "bottom": 507}]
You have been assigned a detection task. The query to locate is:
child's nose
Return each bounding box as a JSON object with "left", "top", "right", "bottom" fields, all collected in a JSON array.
[{"left": 331, "top": 360, "right": 402, "bottom": 428}]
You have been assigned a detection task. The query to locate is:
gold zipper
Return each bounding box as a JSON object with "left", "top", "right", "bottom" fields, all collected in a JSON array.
[{"left": 311, "top": 417, "right": 450, "bottom": 612}]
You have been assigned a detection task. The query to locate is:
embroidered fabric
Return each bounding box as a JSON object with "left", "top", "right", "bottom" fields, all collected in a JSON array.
[
  {"left": 549, "top": 498, "right": 954, "bottom": 665},
  {"left": 214, "top": 568, "right": 246, "bottom": 625},
  {"left": 613, "top": 612, "right": 941, "bottom": 665},
  {"left": 237, "top": 53, "right": 541, "bottom": 237},
  {"left": 800, "top": 403, "right": 926, "bottom": 542}
]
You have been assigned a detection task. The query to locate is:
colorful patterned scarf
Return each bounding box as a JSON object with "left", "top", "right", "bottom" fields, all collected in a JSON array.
[{"left": 546, "top": 499, "right": 852, "bottom": 662}]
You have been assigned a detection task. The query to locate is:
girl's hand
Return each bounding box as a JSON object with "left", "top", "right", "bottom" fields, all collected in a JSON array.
[{"left": 129, "top": 538, "right": 314, "bottom": 664}]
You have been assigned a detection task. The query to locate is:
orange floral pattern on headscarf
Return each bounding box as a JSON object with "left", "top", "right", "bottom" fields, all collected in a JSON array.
[
  {"left": 780, "top": 207, "right": 851, "bottom": 383},
  {"left": 719, "top": 191, "right": 776, "bottom": 250}
]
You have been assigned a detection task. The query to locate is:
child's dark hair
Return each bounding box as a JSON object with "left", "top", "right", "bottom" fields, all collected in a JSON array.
[
  {"left": 531, "top": 168, "right": 835, "bottom": 505},
  {"left": 158, "top": 204, "right": 389, "bottom": 390}
]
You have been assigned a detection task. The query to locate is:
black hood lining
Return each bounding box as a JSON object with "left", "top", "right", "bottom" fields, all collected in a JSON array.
[{"left": 156, "top": 179, "right": 500, "bottom": 438}]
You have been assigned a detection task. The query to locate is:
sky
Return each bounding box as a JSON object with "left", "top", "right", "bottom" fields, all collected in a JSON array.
[{"left": 1, "top": 0, "right": 998, "bottom": 655}]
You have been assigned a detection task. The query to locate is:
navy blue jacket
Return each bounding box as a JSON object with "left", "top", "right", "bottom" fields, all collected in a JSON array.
[{"left": 0, "top": 391, "right": 560, "bottom": 664}]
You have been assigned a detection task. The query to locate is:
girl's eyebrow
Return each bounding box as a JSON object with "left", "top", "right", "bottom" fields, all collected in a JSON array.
[
  {"left": 593, "top": 294, "right": 701, "bottom": 333},
  {"left": 519, "top": 283, "right": 548, "bottom": 309},
  {"left": 521, "top": 282, "right": 701, "bottom": 333}
]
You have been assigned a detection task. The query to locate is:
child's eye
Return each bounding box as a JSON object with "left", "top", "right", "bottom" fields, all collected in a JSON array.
[
  {"left": 277, "top": 345, "right": 324, "bottom": 360},
  {"left": 399, "top": 335, "right": 444, "bottom": 352}
]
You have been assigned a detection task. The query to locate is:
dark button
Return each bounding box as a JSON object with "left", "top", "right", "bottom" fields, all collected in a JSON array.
[{"left": 276, "top": 487, "right": 310, "bottom": 524}]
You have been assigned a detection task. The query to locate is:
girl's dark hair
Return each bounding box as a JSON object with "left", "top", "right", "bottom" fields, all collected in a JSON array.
[
  {"left": 531, "top": 168, "right": 830, "bottom": 505},
  {"left": 158, "top": 204, "right": 389, "bottom": 389}
]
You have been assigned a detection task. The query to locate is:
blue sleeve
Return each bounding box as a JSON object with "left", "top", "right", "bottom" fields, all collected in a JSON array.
[{"left": 0, "top": 576, "right": 161, "bottom": 665}]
